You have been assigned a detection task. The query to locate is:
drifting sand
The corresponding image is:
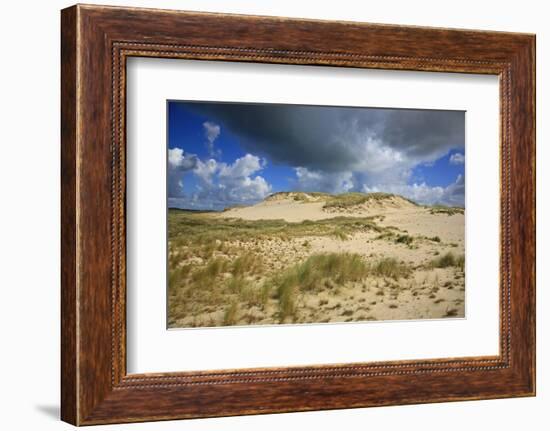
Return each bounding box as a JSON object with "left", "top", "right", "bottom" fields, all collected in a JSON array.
[
  {"left": 220, "top": 200, "right": 330, "bottom": 222},
  {"left": 219, "top": 192, "right": 419, "bottom": 222}
]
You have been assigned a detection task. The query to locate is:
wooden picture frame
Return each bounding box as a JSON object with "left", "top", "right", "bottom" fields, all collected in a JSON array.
[{"left": 61, "top": 4, "right": 535, "bottom": 425}]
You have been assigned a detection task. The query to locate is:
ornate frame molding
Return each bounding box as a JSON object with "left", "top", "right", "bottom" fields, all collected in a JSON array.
[{"left": 61, "top": 5, "right": 535, "bottom": 425}]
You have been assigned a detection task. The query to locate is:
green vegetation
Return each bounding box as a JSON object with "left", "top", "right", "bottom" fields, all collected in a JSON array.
[
  {"left": 323, "top": 192, "right": 383, "bottom": 209},
  {"left": 265, "top": 191, "right": 421, "bottom": 208},
  {"left": 332, "top": 228, "right": 349, "bottom": 241},
  {"left": 429, "top": 252, "right": 465, "bottom": 271},
  {"left": 264, "top": 191, "right": 331, "bottom": 202},
  {"left": 445, "top": 308, "right": 459, "bottom": 317},
  {"left": 428, "top": 205, "right": 465, "bottom": 216},
  {"left": 231, "top": 252, "right": 262, "bottom": 276},
  {"left": 323, "top": 192, "right": 417, "bottom": 209},
  {"left": 193, "top": 257, "right": 228, "bottom": 280},
  {"left": 375, "top": 231, "right": 395, "bottom": 241},
  {"left": 268, "top": 253, "right": 413, "bottom": 322},
  {"left": 167, "top": 198, "right": 464, "bottom": 328},
  {"left": 395, "top": 234, "right": 414, "bottom": 245},
  {"left": 269, "top": 253, "right": 370, "bottom": 322},
  {"left": 168, "top": 263, "right": 192, "bottom": 289},
  {"left": 222, "top": 302, "right": 239, "bottom": 326},
  {"left": 168, "top": 242, "right": 419, "bottom": 327},
  {"left": 295, "top": 253, "right": 369, "bottom": 288},
  {"left": 167, "top": 211, "right": 395, "bottom": 327},
  {"left": 291, "top": 192, "right": 331, "bottom": 201},
  {"left": 371, "top": 257, "right": 412, "bottom": 280},
  {"left": 377, "top": 231, "right": 445, "bottom": 249},
  {"left": 168, "top": 210, "right": 383, "bottom": 247},
  {"left": 226, "top": 275, "right": 247, "bottom": 294}
]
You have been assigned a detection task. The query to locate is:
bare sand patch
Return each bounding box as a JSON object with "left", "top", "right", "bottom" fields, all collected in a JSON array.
[{"left": 219, "top": 200, "right": 330, "bottom": 222}]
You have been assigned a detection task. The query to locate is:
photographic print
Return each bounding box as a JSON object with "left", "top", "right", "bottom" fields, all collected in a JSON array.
[{"left": 167, "top": 101, "right": 465, "bottom": 329}]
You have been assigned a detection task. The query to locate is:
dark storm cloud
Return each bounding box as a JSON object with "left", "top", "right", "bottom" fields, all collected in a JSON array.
[
  {"left": 181, "top": 102, "right": 464, "bottom": 172},
  {"left": 374, "top": 110, "right": 465, "bottom": 159}
]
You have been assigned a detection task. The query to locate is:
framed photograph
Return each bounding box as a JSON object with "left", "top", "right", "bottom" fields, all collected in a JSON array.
[
  {"left": 61, "top": 4, "right": 535, "bottom": 425},
  {"left": 164, "top": 100, "right": 467, "bottom": 329}
]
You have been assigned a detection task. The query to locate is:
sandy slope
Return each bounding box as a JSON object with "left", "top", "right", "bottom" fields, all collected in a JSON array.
[
  {"left": 220, "top": 193, "right": 416, "bottom": 222},
  {"left": 220, "top": 199, "right": 330, "bottom": 222},
  {"left": 218, "top": 195, "right": 463, "bottom": 244}
]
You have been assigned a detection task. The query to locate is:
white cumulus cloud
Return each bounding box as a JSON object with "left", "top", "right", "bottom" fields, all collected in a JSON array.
[
  {"left": 168, "top": 147, "right": 197, "bottom": 171},
  {"left": 194, "top": 158, "right": 218, "bottom": 186},
  {"left": 178, "top": 153, "right": 271, "bottom": 209},
  {"left": 362, "top": 174, "right": 465, "bottom": 206},
  {"left": 295, "top": 167, "right": 354, "bottom": 194},
  {"left": 219, "top": 153, "right": 265, "bottom": 179}
]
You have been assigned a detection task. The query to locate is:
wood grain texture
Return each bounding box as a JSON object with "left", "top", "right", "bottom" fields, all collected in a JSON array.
[
  {"left": 60, "top": 4, "right": 536, "bottom": 425},
  {"left": 60, "top": 5, "right": 78, "bottom": 425}
]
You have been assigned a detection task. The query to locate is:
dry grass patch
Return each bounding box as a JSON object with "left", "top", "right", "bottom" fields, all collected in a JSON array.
[
  {"left": 428, "top": 205, "right": 464, "bottom": 216},
  {"left": 223, "top": 302, "right": 239, "bottom": 326},
  {"left": 323, "top": 192, "right": 418, "bottom": 209},
  {"left": 269, "top": 252, "right": 370, "bottom": 322},
  {"left": 370, "top": 257, "right": 412, "bottom": 280},
  {"left": 429, "top": 252, "right": 465, "bottom": 271},
  {"left": 169, "top": 209, "right": 384, "bottom": 246}
]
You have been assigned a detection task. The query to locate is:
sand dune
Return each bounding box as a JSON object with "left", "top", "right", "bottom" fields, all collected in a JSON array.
[
  {"left": 219, "top": 192, "right": 417, "bottom": 222},
  {"left": 218, "top": 193, "right": 463, "bottom": 244},
  {"left": 168, "top": 192, "right": 465, "bottom": 328},
  {"left": 219, "top": 200, "right": 330, "bottom": 222}
]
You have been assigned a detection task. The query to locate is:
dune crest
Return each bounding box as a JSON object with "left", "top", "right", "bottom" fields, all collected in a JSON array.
[{"left": 219, "top": 192, "right": 422, "bottom": 222}]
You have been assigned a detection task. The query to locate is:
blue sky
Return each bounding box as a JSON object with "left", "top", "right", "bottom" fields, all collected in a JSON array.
[{"left": 167, "top": 101, "right": 465, "bottom": 210}]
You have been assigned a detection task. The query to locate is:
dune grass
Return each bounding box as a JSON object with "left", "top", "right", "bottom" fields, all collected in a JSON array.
[
  {"left": 265, "top": 191, "right": 420, "bottom": 208},
  {"left": 226, "top": 275, "right": 247, "bottom": 294},
  {"left": 231, "top": 252, "right": 263, "bottom": 276},
  {"left": 332, "top": 228, "right": 349, "bottom": 241},
  {"left": 264, "top": 191, "right": 331, "bottom": 202},
  {"left": 168, "top": 263, "right": 192, "bottom": 289},
  {"left": 222, "top": 302, "right": 239, "bottom": 326},
  {"left": 322, "top": 192, "right": 374, "bottom": 209},
  {"left": 269, "top": 252, "right": 370, "bottom": 322},
  {"left": 428, "top": 205, "right": 465, "bottom": 216},
  {"left": 168, "top": 209, "right": 385, "bottom": 249},
  {"left": 323, "top": 192, "right": 411, "bottom": 209},
  {"left": 395, "top": 234, "right": 414, "bottom": 245},
  {"left": 168, "top": 240, "right": 417, "bottom": 326},
  {"left": 295, "top": 253, "right": 370, "bottom": 288},
  {"left": 190, "top": 257, "right": 229, "bottom": 288},
  {"left": 370, "top": 257, "right": 412, "bottom": 280},
  {"left": 430, "top": 252, "right": 465, "bottom": 271},
  {"left": 167, "top": 206, "right": 463, "bottom": 328},
  {"left": 265, "top": 253, "right": 414, "bottom": 322}
]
